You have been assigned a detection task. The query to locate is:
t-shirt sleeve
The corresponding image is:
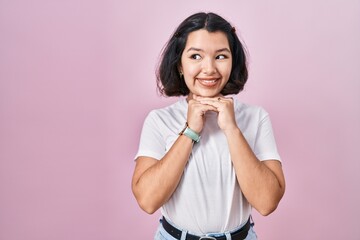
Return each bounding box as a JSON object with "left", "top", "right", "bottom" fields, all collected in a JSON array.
[
  {"left": 134, "top": 111, "right": 166, "bottom": 161},
  {"left": 254, "top": 111, "right": 281, "bottom": 162}
]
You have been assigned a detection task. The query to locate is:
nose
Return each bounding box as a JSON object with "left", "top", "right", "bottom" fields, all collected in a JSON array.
[{"left": 202, "top": 58, "right": 217, "bottom": 75}]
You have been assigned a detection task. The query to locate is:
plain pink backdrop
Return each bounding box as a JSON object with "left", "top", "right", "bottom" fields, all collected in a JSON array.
[{"left": 1, "top": 0, "right": 359, "bottom": 239}]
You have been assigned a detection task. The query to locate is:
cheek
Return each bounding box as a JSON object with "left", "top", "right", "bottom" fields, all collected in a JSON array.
[
  {"left": 221, "top": 64, "right": 232, "bottom": 77},
  {"left": 184, "top": 64, "right": 200, "bottom": 77},
  {"left": 217, "top": 67, "right": 230, "bottom": 78}
]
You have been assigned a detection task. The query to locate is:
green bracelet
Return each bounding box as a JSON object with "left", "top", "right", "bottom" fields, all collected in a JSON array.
[{"left": 179, "top": 123, "right": 200, "bottom": 143}]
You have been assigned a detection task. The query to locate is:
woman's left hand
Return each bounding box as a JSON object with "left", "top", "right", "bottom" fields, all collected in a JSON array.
[{"left": 194, "top": 95, "right": 238, "bottom": 133}]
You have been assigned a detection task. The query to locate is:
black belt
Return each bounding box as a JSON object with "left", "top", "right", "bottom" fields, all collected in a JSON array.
[{"left": 162, "top": 217, "right": 250, "bottom": 240}]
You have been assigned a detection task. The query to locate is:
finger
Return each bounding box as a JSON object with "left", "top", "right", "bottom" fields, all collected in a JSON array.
[
  {"left": 201, "top": 104, "right": 218, "bottom": 112},
  {"left": 192, "top": 94, "right": 200, "bottom": 101},
  {"left": 197, "top": 96, "right": 232, "bottom": 102},
  {"left": 217, "top": 96, "right": 233, "bottom": 102},
  {"left": 189, "top": 102, "right": 217, "bottom": 115},
  {"left": 197, "top": 99, "right": 223, "bottom": 108}
]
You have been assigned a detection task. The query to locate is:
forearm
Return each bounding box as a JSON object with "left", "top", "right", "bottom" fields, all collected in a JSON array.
[
  {"left": 224, "top": 128, "right": 285, "bottom": 215},
  {"left": 132, "top": 135, "right": 193, "bottom": 214}
]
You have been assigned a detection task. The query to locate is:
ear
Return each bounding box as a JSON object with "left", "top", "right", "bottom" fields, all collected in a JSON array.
[{"left": 177, "top": 64, "right": 183, "bottom": 74}]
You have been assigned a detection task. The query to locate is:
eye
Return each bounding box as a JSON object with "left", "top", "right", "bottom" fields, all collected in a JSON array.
[
  {"left": 190, "top": 54, "right": 202, "bottom": 60},
  {"left": 216, "top": 54, "right": 228, "bottom": 60}
]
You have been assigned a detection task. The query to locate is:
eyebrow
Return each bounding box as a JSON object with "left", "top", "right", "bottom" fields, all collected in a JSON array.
[{"left": 186, "top": 47, "right": 231, "bottom": 53}]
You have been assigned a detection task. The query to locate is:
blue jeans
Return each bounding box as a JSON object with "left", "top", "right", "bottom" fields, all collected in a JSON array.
[{"left": 154, "top": 218, "right": 257, "bottom": 240}]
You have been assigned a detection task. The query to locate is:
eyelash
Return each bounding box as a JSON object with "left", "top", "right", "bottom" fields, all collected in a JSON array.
[
  {"left": 216, "top": 55, "right": 228, "bottom": 60},
  {"left": 190, "top": 54, "right": 228, "bottom": 60},
  {"left": 190, "top": 54, "right": 201, "bottom": 60}
]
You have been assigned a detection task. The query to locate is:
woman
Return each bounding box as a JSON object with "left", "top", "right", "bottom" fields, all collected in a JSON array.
[{"left": 132, "top": 12, "right": 285, "bottom": 240}]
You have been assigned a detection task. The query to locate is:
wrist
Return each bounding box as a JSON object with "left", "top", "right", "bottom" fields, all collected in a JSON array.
[
  {"left": 223, "top": 126, "right": 241, "bottom": 137},
  {"left": 179, "top": 123, "right": 201, "bottom": 143}
]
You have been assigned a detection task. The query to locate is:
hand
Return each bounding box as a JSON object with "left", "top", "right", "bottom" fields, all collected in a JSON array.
[
  {"left": 187, "top": 95, "right": 217, "bottom": 133},
  {"left": 194, "top": 95, "right": 238, "bottom": 133}
]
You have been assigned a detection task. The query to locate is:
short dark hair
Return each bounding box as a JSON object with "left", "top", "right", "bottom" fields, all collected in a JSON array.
[{"left": 156, "top": 12, "right": 248, "bottom": 96}]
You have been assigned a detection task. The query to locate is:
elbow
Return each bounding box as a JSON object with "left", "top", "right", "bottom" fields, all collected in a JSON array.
[
  {"left": 137, "top": 198, "right": 159, "bottom": 215},
  {"left": 132, "top": 187, "right": 160, "bottom": 214},
  {"left": 257, "top": 203, "right": 278, "bottom": 216},
  {"left": 258, "top": 185, "right": 286, "bottom": 216},
  {"left": 256, "top": 192, "right": 284, "bottom": 216}
]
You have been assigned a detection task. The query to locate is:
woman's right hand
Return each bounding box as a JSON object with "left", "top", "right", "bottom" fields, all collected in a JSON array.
[{"left": 187, "top": 95, "right": 217, "bottom": 133}]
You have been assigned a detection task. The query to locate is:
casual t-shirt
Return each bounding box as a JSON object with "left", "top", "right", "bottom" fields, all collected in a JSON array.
[{"left": 135, "top": 98, "right": 281, "bottom": 235}]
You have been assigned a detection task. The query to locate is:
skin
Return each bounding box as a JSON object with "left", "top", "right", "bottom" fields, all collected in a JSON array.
[{"left": 132, "top": 29, "right": 285, "bottom": 216}]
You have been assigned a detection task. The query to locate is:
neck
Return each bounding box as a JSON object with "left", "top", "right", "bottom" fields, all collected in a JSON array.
[{"left": 186, "top": 93, "right": 194, "bottom": 102}]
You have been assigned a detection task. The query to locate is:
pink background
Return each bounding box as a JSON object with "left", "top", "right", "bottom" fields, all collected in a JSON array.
[{"left": 1, "top": 0, "right": 359, "bottom": 239}]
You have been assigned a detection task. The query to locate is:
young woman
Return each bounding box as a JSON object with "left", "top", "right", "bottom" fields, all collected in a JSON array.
[{"left": 132, "top": 12, "right": 285, "bottom": 240}]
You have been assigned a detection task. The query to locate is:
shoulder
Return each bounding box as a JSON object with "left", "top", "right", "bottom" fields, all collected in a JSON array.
[
  {"left": 146, "top": 98, "right": 187, "bottom": 122},
  {"left": 234, "top": 99, "right": 269, "bottom": 120}
]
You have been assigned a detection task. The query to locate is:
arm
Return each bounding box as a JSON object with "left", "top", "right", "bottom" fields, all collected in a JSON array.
[
  {"left": 197, "top": 96, "right": 285, "bottom": 216},
  {"left": 132, "top": 99, "right": 217, "bottom": 214},
  {"left": 132, "top": 134, "right": 193, "bottom": 214},
  {"left": 224, "top": 128, "right": 285, "bottom": 216}
]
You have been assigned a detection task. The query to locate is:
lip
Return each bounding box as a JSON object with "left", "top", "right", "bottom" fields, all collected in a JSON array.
[{"left": 197, "top": 77, "right": 221, "bottom": 87}]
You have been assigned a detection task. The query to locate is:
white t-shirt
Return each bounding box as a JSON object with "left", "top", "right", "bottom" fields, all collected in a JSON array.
[{"left": 135, "top": 98, "right": 281, "bottom": 235}]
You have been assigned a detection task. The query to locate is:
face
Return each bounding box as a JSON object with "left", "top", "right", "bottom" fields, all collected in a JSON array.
[{"left": 179, "top": 29, "right": 232, "bottom": 99}]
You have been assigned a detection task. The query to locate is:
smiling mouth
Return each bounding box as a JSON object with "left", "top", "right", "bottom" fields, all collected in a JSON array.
[{"left": 197, "top": 78, "right": 220, "bottom": 87}]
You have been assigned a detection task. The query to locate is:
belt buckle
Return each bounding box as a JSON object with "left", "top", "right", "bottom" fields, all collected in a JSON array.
[{"left": 199, "top": 237, "right": 217, "bottom": 240}]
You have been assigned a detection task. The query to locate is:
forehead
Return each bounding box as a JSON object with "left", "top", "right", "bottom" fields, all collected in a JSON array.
[{"left": 185, "top": 29, "right": 230, "bottom": 50}]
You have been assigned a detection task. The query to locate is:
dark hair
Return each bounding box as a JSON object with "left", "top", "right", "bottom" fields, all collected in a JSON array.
[{"left": 156, "top": 12, "right": 248, "bottom": 96}]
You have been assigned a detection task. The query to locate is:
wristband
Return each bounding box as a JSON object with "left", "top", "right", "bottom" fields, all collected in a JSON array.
[{"left": 179, "top": 123, "right": 200, "bottom": 143}]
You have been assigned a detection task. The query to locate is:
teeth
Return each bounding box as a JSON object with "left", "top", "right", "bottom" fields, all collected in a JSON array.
[{"left": 202, "top": 80, "right": 216, "bottom": 83}]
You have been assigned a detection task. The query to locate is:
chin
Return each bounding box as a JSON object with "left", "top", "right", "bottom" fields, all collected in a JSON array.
[{"left": 197, "top": 91, "right": 220, "bottom": 98}]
